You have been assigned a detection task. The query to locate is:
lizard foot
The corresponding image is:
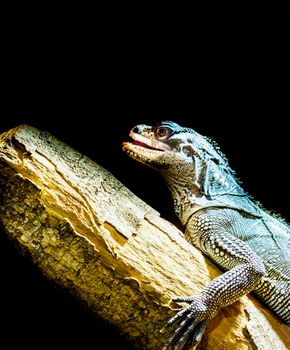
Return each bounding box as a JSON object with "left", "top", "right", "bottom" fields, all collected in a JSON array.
[{"left": 164, "top": 296, "right": 209, "bottom": 350}]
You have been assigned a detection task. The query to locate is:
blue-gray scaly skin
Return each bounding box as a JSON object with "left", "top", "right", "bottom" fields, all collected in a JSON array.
[{"left": 123, "top": 121, "right": 290, "bottom": 349}]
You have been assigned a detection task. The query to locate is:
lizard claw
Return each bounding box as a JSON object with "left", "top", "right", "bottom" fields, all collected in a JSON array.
[
  {"left": 172, "top": 296, "right": 195, "bottom": 303},
  {"left": 165, "top": 305, "right": 193, "bottom": 328},
  {"left": 164, "top": 296, "right": 209, "bottom": 349}
]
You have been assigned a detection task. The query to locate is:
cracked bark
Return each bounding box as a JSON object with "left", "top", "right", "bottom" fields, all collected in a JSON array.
[{"left": 0, "top": 125, "right": 289, "bottom": 350}]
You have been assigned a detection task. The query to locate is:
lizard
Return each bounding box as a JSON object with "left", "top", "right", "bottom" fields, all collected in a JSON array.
[{"left": 122, "top": 120, "right": 290, "bottom": 349}]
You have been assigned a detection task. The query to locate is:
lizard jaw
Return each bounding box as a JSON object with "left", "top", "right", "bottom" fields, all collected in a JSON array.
[{"left": 122, "top": 131, "right": 169, "bottom": 163}]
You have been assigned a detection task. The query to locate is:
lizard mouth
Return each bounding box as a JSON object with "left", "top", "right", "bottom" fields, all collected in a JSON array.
[
  {"left": 131, "top": 140, "right": 157, "bottom": 150},
  {"left": 123, "top": 131, "right": 169, "bottom": 152},
  {"left": 122, "top": 131, "right": 169, "bottom": 162}
]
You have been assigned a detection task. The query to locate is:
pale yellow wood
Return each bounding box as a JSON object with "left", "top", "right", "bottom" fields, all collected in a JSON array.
[{"left": 0, "top": 125, "right": 288, "bottom": 350}]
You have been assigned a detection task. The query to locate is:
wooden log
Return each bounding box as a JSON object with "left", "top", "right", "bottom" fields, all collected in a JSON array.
[{"left": 0, "top": 125, "right": 288, "bottom": 350}]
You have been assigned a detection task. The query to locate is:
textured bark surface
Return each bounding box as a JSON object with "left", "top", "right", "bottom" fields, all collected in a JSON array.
[{"left": 0, "top": 125, "right": 289, "bottom": 350}]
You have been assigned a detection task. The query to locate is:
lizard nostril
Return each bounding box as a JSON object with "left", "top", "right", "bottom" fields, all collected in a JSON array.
[{"left": 132, "top": 125, "right": 139, "bottom": 133}]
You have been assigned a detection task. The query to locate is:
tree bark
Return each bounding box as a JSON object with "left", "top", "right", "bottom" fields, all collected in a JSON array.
[{"left": 0, "top": 125, "right": 288, "bottom": 350}]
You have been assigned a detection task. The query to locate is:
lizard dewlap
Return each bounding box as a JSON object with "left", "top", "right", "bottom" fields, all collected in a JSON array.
[{"left": 123, "top": 120, "right": 290, "bottom": 349}]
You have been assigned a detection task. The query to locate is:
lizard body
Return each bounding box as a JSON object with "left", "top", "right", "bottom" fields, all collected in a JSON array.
[{"left": 122, "top": 121, "right": 289, "bottom": 349}]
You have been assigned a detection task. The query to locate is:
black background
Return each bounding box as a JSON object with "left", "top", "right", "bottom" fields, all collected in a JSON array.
[{"left": 1, "top": 3, "right": 289, "bottom": 349}]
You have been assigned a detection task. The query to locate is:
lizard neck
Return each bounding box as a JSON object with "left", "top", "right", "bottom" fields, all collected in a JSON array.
[
  {"left": 162, "top": 164, "right": 245, "bottom": 227},
  {"left": 164, "top": 175, "right": 207, "bottom": 226}
]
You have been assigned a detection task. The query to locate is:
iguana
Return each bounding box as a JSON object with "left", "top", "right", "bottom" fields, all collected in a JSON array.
[{"left": 122, "top": 121, "right": 290, "bottom": 349}]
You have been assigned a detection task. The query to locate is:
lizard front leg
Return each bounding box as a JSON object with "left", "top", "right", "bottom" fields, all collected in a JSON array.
[{"left": 165, "top": 210, "right": 266, "bottom": 349}]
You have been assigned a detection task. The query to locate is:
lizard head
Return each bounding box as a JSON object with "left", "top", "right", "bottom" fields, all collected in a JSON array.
[
  {"left": 123, "top": 120, "right": 226, "bottom": 167},
  {"left": 123, "top": 121, "right": 192, "bottom": 171},
  {"left": 123, "top": 121, "right": 232, "bottom": 196}
]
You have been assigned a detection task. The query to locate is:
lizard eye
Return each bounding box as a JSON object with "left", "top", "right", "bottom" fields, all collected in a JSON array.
[{"left": 155, "top": 126, "right": 173, "bottom": 140}]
